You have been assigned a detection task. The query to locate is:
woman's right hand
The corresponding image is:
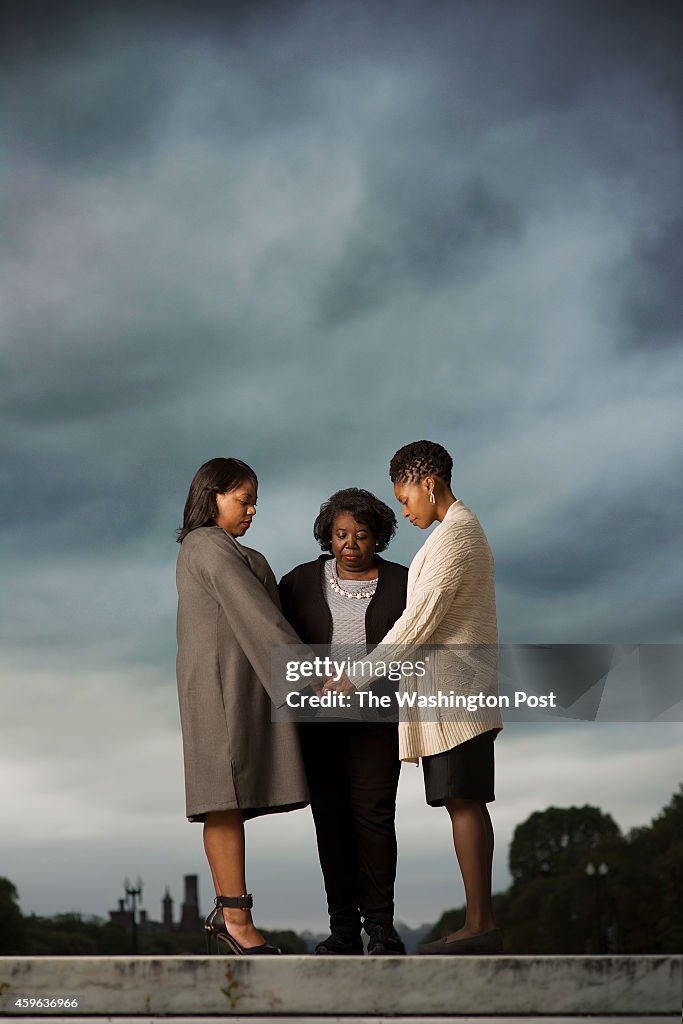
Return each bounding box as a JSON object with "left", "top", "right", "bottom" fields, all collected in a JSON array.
[{"left": 322, "top": 672, "right": 357, "bottom": 697}]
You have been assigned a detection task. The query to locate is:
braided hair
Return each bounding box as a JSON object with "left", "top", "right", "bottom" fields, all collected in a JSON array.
[{"left": 389, "top": 440, "right": 453, "bottom": 486}]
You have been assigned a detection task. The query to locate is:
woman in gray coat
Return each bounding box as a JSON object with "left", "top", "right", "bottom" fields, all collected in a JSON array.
[{"left": 176, "top": 457, "right": 310, "bottom": 955}]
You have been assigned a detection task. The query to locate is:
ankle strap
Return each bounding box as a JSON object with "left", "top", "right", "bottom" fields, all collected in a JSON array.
[{"left": 215, "top": 893, "right": 253, "bottom": 910}]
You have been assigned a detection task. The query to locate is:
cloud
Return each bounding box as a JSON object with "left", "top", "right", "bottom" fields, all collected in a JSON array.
[
  {"left": 316, "top": 171, "right": 522, "bottom": 326},
  {"left": 622, "top": 216, "right": 683, "bottom": 348},
  {"left": 1, "top": 0, "right": 682, "bottom": 925}
]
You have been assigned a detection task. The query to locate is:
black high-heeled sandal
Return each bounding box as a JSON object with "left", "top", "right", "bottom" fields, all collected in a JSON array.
[{"left": 204, "top": 894, "right": 281, "bottom": 955}]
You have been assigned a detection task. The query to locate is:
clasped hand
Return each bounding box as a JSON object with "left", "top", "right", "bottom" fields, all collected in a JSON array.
[{"left": 321, "top": 671, "right": 357, "bottom": 697}]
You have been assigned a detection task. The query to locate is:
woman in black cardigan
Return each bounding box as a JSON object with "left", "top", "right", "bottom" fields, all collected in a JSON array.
[{"left": 279, "top": 488, "right": 408, "bottom": 956}]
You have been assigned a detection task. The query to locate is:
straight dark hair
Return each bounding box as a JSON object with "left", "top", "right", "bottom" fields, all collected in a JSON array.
[{"left": 177, "top": 458, "right": 258, "bottom": 543}]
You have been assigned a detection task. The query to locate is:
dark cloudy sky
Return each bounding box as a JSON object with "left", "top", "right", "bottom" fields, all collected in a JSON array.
[{"left": 2, "top": 1, "right": 682, "bottom": 932}]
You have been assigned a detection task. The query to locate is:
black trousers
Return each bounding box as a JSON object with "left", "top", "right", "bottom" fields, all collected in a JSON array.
[{"left": 299, "top": 721, "right": 401, "bottom": 934}]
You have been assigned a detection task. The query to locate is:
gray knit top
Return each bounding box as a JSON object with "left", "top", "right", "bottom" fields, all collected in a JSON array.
[{"left": 322, "top": 558, "right": 378, "bottom": 659}]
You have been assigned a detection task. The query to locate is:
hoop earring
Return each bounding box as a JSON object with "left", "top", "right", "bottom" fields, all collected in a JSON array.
[{"left": 429, "top": 490, "right": 435, "bottom": 505}]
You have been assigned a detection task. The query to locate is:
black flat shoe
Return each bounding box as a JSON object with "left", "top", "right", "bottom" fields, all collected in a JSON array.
[
  {"left": 419, "top": 927, "right": 503, "bottom": 955},
  {"left": 366, "top": 923, "right": 406, "bottom": 956},
  {"left": 204, "top": 895, "right": 281, "bottom": 955},
  {"left": 314, "top": 930, "right": 364, "bottom": 955}
]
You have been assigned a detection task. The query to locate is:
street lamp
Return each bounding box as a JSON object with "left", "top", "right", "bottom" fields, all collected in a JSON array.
[
  {"left": 585, "top": 862, "right": 608, "bottom": 952},
  {"left": 123, "top": 877, "right": 143, "bottom": 954}
]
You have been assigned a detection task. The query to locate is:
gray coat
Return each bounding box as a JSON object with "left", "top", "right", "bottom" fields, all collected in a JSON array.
[{"left": 176, "top": 526, "right": 310, "bottom": 822}]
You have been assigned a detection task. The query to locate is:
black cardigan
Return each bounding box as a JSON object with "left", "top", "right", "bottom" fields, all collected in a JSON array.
[{"left": 278, "top": 554, "right": 408, "bottom": 647}]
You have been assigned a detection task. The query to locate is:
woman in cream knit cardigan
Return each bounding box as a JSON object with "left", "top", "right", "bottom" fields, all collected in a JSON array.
[{"left": 324, "top": 440, "right": 503, "bottom": 955}]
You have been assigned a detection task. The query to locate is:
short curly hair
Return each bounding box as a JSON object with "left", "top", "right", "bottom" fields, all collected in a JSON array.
[
  {"left": 313, "top": 488, "right": 397, "bottom": 553},
  {"left": 389, "top": 440, "right": 453, "bottom": 486}
]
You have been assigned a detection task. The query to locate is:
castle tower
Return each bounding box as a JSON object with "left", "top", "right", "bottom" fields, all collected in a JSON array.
[
  {"left": 162, "top": 887, "right": 174, "bottom": 930},
  {"left": 179, "top": 874, "right": 201, "bottom": 932}
]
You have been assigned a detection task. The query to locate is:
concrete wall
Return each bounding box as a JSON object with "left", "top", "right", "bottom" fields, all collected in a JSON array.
[{"left": 0, "top": 955, "right": 680, "bottom": 1016}]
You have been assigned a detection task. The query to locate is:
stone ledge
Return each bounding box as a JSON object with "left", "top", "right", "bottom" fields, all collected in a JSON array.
[
  {"left": 0, "top": 956, "right": 680, "bottom": 1016},
  {"left": 1, "top": 1019, "right": 682, "bottom": 1024}
]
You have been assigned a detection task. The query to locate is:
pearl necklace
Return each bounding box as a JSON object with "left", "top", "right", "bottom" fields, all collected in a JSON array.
[{"left": 328, "top": 562, "right": 378, "bottom": 600}]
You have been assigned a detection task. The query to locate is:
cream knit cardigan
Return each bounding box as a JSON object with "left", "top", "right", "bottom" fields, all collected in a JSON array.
[{"left": 356, "top": 499, "right": 503, "bottom": 761}]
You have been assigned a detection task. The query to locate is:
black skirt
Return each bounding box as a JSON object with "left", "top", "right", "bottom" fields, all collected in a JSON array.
[{"left": 422, "top": 729, "right": 497, "bottom": 806}]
